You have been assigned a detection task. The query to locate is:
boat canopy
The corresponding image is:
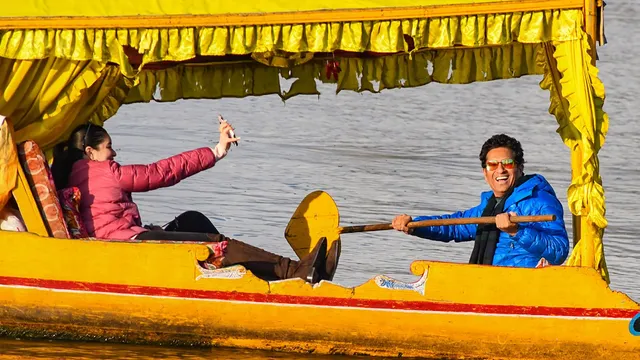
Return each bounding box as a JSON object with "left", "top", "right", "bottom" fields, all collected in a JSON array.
[{"left": 0, "top": 1, "right": 609, "bottom": 280}]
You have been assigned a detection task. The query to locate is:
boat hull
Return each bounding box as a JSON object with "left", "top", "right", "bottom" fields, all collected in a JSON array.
[{"left": 0, "top": 231, "right": 638, "bottom": 359}]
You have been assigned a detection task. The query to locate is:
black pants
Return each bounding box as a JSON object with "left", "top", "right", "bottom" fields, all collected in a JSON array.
[{"left": 136, "top": 211, "right": 220, "bottom": 241}]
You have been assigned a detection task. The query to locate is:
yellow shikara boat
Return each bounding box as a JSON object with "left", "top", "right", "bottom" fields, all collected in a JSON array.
[{"left": 1, "top": 1, "right": 639, "bottom": 359}]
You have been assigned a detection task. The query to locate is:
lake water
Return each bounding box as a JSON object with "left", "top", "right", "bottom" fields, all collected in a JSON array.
[{"left": 2, "top": 1, "right": 638, "bottom": 358}]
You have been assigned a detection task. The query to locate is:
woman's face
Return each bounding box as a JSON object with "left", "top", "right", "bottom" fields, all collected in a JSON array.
[{"left": 86, "top": 135, "right": 116, "bottom": 161}]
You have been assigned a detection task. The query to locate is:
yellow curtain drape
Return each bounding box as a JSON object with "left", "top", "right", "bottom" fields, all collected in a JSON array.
[
  {"left": 0, "top": 118, "right": 18, "bottom": 210},
  {"left": 0, "top": 58, "right": 131, "bottom": 150},
  {"left": 0, "top": 56, "right": 132, "bottom": 203},
  {"left": 538, "top": 34, "right": 609, "bottom": 281}
]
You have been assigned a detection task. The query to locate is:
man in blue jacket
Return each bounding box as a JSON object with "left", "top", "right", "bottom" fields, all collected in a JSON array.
[{"left": 392, "top": 134, "right": 569, "bottom": 267}]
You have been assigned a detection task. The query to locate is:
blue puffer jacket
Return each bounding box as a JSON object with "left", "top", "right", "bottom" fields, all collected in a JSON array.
[{"left": 411, "top": 174, "right": 569, "bottom": 267}]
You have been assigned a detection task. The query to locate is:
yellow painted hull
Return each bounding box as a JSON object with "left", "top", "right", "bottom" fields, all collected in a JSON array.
[{"left": 0, "top": 231, "right": 638, "bottom": 359}]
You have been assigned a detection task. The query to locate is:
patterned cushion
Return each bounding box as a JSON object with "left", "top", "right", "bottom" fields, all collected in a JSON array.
[
  {"left": 58, "top": 187, "right": 89, "bottom": 239},
  {"left": 17, "top": 140, "right": 71, "bottom": 239}
]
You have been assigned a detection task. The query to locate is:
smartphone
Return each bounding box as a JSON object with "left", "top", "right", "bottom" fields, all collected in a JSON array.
[{"left": 218, "top": 114, "right": 238, "bottom": 146}]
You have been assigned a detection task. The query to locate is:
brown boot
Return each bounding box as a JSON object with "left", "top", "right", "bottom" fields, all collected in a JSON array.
[
  {"left": 286, "top": 238, "right": 327, "bottom": 284},
  {"left": 321, "top": 238, "right": 341, "bottom": 282},
  {"left": 221, "top": 238, "right": 293, "bottom": 281}
]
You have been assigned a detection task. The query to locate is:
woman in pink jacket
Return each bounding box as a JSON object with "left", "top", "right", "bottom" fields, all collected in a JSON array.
[{"left": 52, "top": 120, "right": 340, "bottom": 284}]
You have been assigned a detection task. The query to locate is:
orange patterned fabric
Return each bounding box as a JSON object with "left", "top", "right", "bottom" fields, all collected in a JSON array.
[
  {"left": 17, "top": 140, "right": 71, "bottom": 239},
  {"left": 58, "top": 187, "right": 89, "bottom": 239}
]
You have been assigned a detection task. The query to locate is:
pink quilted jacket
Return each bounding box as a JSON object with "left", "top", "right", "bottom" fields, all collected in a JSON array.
[{"left": 68, "top": 147, "right": 216, "bottom": 240}]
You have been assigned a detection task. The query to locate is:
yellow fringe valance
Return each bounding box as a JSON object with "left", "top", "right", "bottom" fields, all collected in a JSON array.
[
  {"left": 125, "top": 42, "right": 544, "bottom": 103},
  {"left": 0, "top": 9, "right": 581, "bottom": 76}
]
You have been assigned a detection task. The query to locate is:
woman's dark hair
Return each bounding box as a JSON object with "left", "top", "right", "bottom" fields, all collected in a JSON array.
[
  {"left": 52, "top": 123, "right": 109, "bottom": 189},
  {"left": 478, "top": 134, "right": 525, "bottom": 168}
]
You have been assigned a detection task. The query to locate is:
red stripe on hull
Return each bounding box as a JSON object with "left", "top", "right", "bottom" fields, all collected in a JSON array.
[{"left": 0, "top": 276, "right": 637, "bottom": 319}]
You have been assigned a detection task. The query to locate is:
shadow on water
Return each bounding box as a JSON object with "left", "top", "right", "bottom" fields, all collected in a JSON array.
[
  {"left": 0, "top": 338, "right": 310, "bottom": 359},
  {"left": 0, "top": 338, "right": 456, "bottom": 360}
]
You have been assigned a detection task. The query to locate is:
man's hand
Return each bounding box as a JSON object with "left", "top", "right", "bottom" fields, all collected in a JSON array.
[
  {"left": 392, "top": 214, "right": 413, "bottom": 234},
  {"left": 496, "top": 212, "right": 518, "bottom": 236}
]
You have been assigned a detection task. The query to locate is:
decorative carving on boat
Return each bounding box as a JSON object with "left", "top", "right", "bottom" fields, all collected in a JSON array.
[
  {"left": 196, "top": 264, "right": 246, "bottom": 280},
  {"left": 374, "top": 270, "right": 427, "bottom": 296}
]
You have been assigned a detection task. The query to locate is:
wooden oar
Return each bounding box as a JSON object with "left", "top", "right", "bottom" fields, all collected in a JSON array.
[
  {"left": 284, "top": 190, "right": 556, "bottom": 259},
  {"left": 339, "top": 215, "right": 555, "bottom": 234}
]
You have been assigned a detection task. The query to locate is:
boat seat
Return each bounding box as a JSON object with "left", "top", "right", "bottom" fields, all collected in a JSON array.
[{"left": 17, "top": 140, "right": 71, "bottom": 239}]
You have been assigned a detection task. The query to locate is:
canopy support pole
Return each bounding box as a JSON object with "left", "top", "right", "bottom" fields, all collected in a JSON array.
[{"left": 584, "top": 0, "right": 597, "bottom": 64}]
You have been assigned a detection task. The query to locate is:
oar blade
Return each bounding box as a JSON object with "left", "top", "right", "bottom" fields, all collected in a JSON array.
[{"left": 285, "top": 191, "right": 340, "bottom": 259}]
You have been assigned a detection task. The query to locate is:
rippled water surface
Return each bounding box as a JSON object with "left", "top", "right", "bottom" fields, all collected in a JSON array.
[{"left": 2, "top": 1, "right": 639, "bottom": 358}]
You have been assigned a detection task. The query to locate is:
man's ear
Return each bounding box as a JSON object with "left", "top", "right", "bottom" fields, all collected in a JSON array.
[{"left": 482, "top": 168, "right": 491, "bottom": 184}]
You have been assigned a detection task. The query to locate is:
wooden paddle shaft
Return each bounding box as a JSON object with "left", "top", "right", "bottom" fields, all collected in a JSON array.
[{"left": 338, "top": 215, "right": 556, "bottom": 234}]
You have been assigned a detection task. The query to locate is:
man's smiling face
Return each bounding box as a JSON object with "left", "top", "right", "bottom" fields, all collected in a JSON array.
[{"left": 483, "top": 147, "right": 522, "bottom": 197}]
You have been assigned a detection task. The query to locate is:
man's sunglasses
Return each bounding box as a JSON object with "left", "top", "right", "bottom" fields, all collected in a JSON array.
[{"left": 485, "top": 158, "right": 515, "bottom": 171}]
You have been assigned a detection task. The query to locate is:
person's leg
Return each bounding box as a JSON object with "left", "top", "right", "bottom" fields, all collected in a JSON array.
[
  {"left": 135, "top": 231, "right": 327, "bottom": 283},
  {"left": 136, "top": 230, "right": 211, "bottom": 241},
  {"left": 221, "top": 238, "right": 327, "bottom": 283},
  {"left": 164, "top": 211, "right": 220, "bottom": 234}
]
